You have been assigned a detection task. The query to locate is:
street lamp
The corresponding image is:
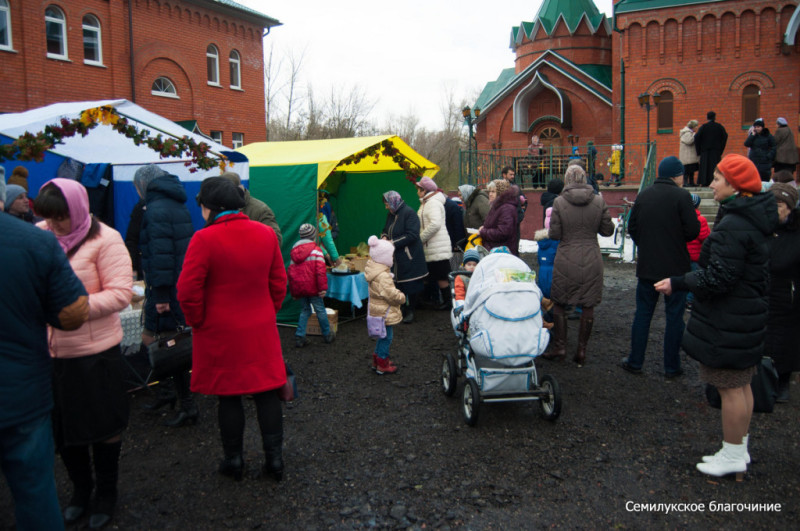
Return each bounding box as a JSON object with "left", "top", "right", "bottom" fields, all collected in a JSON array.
[
  {"left": 566, "top": 134, "right": 580, "bottom": 147},
  {"left": 462, "top": 106, "right": 481, "bottom": 179},
  {"left": 637, "top": 92, "right": 660, "bottom": 146}
]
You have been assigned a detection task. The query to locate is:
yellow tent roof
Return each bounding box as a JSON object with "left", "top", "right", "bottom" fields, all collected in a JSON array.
[{"left": 237, "top": 135, "right": 439, "bottom": 187}]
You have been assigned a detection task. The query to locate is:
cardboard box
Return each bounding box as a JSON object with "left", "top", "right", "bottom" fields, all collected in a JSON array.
[
  {"left": 350, "top": 256, "right": 368, "bottom": 272},
  {"left": 307, "top": 308, "right": 338, "bottom": 336}
]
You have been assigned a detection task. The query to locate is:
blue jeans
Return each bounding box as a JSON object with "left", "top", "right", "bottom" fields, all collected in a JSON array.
[
  {"left": 628, "top": 279, "right": 687, "bottom": 374},
  {"left": 0, "top": 413, "right": 64, "bottom": 531},
  {"left": 296, "top": 296, "right": 331, "bottom": 337},
  {"left": 375, "top": 325, "right": 394, "bottom": 359}
]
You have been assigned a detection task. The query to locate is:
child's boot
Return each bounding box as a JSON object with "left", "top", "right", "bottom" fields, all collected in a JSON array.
[{"left": 375, "top": 356, "right": 397, "bottom": 375}]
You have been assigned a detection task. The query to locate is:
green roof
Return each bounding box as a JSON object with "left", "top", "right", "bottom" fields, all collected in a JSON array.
[
  {"left": 615, "top": 0, "right": 726, "bottom": 14},
  {"left": 207, "top": 0, "right": 281, "bottom": 27},
  {"left": 474, "top": 68, "right": 520, "bottom": 112},
  {"left": 575, "top": 64, "right": 612, "bottom": 90},
  {"left": 535, "top": 0, "right": 606, "bottom": 35}
]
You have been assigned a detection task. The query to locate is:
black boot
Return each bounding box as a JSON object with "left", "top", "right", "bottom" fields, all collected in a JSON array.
[
  {"left": 60, "top": 445, "right": 93, "bottom": 524},
  {"left": 141, "top": 381, "right": 177, "bottom": 411},
  {"left": 403, "top": 292, "right": 417, "bottom": 324},
  {"left": 436, "top": 287, "right": 452, "bottom": 311},
  {"left": 219, "top": 436, "right": 244, "bottom": 481},
  {"left": 262, "top": 432, "right": 284, "bottom": 482},
  {"left": 164, "top": 371, "right": 198, "bottom": 427},
  {"left": 777, "top": 373, "right": 791, "bottom": 403},
  {"left": 89, "top": 441, "right": 121, "bottom": 530}
]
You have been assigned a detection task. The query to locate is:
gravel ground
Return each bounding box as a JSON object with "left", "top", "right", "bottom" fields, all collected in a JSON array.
[{"left": 2, "top": 258, "right": 799, "bottom": 529}]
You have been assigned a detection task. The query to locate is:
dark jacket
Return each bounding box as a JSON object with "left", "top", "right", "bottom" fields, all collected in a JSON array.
[
  {"left": 481, "top": 188, "right": 520, "bottom": 255},
  {"left": 243, "top": 189, "right": 282, "bottom": 245},
  {"left": 125, "top": 199, "right": 145, "bottom": 279},
  {"left": 673, "top": 193, "right": 778, "bottom": 370},
  {"left": 765, "top": 210, "right": 800, "bottom": 374},
  {"left": 0, "top": 214, "right": 87, "bottom": 429},
  {"left": 694, "top": 120, "right": 728, "bottom": 155},
  {"left": 628, "top": 178, "right": 700, "bottom": 281},
  {"left": 444, "top": 196, "right": 467, "bottom": 250},
  {"left": 140, "top": 174, "right": 194, "bottom": 330},
  {"left": 773, "top": 124, "right": 799, "bottom": 166},
  {"left": 744, "top": 129, "right": 776, "bottom": 173},
  {"left": 382, "top": 201, "right": 428, "bottom": 285},
  {"left": 464, "top": 189, "right": 490, "bottom": 230}
]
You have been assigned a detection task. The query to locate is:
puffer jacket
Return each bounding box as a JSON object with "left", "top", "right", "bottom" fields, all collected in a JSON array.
[
  {"left": 744, "top": 129, "right": 776, "bottom": 173},
  {"left": 464, "top": 189, "right": 490, "bottom": 230},
  {"left": 679, "top": 127, "right": 699, "bottom": 165},
  {"left": 364, "top": 259, "right": 406, "bottom": 326},
  {"left": 37, "top": 222, "right": 133, "bottom": 358},
  {"left": 549, "top": 184, "right": 614, "bottom": 307},
  {"left": 418, "top": 191, "right": 452, "bottom": 262},
  {"left": 765, "top": 210, "right": 800, "bottom": 374},
  {"left": 607, "top": 150, "right": 621, "bottom": 175},
  {"left": 773, "top": 125, "right": 799, "bottom": 166},
  {"left": 480, "top": 188, "right": 520, "bottom": 255},
  {"left": 288, "top": 240, "right": 327, "bottom": 298},
  {"left": 672, "top": 192, "right": 778, "bottom": 370}
]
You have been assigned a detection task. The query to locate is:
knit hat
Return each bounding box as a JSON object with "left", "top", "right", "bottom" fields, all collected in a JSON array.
[
  {"left": 0, "top": 167, "right": 5, "bottom": 204},
  {"left": 133, "top": 164, "right": 168, "bottom": 196},
  {"left": 368, "top": 235, "right": 394, "bottom": 267},
  {"left": 493, "top": 179, "right": 510, "bottom": 196},
  {"left": 572, "top": 146, "right": 579, "bottom": 154},
  {"left": 298, "top": 223, "right": 317, "bottom": 240},
  {"left": 8, "top": 166, "right": 29, "bottom": 190},
  {"left": 462, "top": 248, "right": 481, "bottom": 266},
  {"left": 771, "top": 182, "right": 798, "bottom": 209},
  {"left": 416, "top": 176, "right": 438, "bottom": 193},
  {"left": 777, "top": 117, "right": 789, "bottom": 126},
  {"left": 197, "top": 176, "right": 245, "bottom": 211},
  {"left": 691, "top": 193, "right": 701, "bottom": 209},
  {"left": 773, "top": 170, "right": 795, "bottom": 184},
  {"left": 4, "top": 184, "right": 26, "bottom": 210},
  {"left": 716, "top": 154, "right": 762, "bottom": 194},
  {"left": 220, "top": 171, "right": 242, "bottom": 187},
  {"left": 658, "top": 156, "right": 684, "bottom": 179},
  {"left": 753, "top": 118, "right": 764, "bottom": 127}
]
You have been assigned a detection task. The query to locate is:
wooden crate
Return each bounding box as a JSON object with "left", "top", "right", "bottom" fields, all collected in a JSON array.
[
  {"left": 307, "top": 308, "right": 338, "bottom": 336},
  {"left": 350, "top": 256, "right": 368, "bottom": 272}
]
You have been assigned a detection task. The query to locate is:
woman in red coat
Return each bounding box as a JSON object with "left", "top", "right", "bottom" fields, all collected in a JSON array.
[{"left": 177, "top": 177, "right": 287, "bottom": 482}]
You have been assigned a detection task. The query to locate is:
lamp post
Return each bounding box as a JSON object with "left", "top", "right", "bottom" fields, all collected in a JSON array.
[
  {"left": 566, "top": 134, "right": 580, "bottom": 147},
  {"left": 637, "top": 92, "right": 660, "bottom": 147},
  {"left": 462, "top": 106, "right": 481, "bottom": 181}
]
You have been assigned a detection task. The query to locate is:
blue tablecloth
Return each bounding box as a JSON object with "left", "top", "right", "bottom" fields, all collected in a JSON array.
[{"left": 327, "top": 272, "right": 368, "bottom": 308}]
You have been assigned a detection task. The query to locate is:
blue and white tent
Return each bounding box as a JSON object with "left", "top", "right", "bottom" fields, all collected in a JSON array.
[{"left": 0, "top": 99, "right": 248, "bottom": 235}]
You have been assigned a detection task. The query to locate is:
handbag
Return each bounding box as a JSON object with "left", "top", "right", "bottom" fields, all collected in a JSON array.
[
  {"left": 147, "top": 326, "right": 193, "bottom": 381},
  {"left": 278, "top": 363, "right": 298, "bottom": 402},
  {"left": 705, "top": 357, "right": 779, "bottom": 413},
  {"left": 366, "top": 297, "right": 390, "bottom": 339}
]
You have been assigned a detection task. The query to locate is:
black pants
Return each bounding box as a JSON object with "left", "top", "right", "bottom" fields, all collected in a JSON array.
[{"left": 218, "top": 390, "right": 281, "bottom": 456}]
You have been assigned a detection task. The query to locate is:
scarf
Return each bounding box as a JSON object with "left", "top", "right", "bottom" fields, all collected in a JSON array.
[
  {"left": 383, "top": 191, "right": 404, "bottom": 213},
  {"left": 459, "top": 184, "right": 475, "bottom": 203},
  {"left": 45, "top": 178, "right": 92, "bottom": 254}
]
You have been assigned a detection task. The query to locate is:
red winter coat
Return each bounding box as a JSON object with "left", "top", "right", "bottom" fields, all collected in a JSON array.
[
  {"left": 288, "top": 240, "right": 328, "bottom": 298},
  {"left": 177, "top": 213, "right": 287, "bottom": 396},
  {"left": 686, "top": 209, "right": 710, "bottom": 262}
]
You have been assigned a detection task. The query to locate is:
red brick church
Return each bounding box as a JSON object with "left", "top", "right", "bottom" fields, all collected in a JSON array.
[{"left": 473, "top": 0, "right": 800, "bottom": 184}]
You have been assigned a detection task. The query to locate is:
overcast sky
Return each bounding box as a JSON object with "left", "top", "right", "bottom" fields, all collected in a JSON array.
[{"left": 239, "top": 1, "right": 614, "bottom": 130}]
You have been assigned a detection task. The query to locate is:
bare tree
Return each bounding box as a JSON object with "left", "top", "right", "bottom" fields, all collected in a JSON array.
[
  {"left": 284, "top": 47, "right": 306, "bottom": 132},
  {"left": 323, "top": 84, "right": 376, "bottom": 138},
  {"left": 263, "top": 43, "right": 283, "bottom": 141}
]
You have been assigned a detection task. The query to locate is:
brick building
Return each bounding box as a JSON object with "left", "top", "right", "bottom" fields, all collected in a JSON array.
[
  {"left": 0, "top": 0, "right": 279, "bottom": 147},
  {"left": 473, "top": 0, "right": 800, "bottom": 182}
]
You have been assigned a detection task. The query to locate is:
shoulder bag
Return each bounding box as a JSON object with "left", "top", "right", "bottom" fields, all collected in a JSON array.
[
  {"left": 148, "top": 313, "right": 193, "bottom": 380},
  {"left": 366, "top": 296, "right": 390, "bottom": 339}
]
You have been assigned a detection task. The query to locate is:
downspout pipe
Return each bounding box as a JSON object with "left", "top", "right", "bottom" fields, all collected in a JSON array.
[
  {"left": 128, "top": 0, "right": 136, "bottom": 102},
  {"left": 613, "top": 7, "right": 625, "bottom": 181}
]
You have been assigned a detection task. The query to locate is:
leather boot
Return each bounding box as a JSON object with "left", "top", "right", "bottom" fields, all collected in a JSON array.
[
  {"left": 164, "top": 371, "right": 198, "bottom": 427},
  {"left": 696, "top": 441, "right": 747, "bottom": 481},
  {"left": 219, "top": 436, "right": 244, "bottom": 481},
  {"left": 60, "top": 445, "right": 93, "bottom": 524},
  {"left": 437, "top": 287, "right": 452, "bottom": 311},
  {"left": 89, "top": 441, "right": 121, "bottom": 530},
  {"left": 262, "top": 432, "right": 284, "bottom": 482},
  {"left": 142, "top": 383, "right": 177, "bottom": 411},
  {"left": 543, "top": 311, "right": 566, "bottom": 360},
  {"left": 575, "top": 314, "right": 594, "bottom": 366},
  {"left": 403, "top": 292, "right": 417, "bottom": 323}
]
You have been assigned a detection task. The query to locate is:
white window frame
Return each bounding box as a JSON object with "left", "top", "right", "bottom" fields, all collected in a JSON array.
[
  {"left": 229, "top": 50, "right": 241, "bottom": 89},
  {"left": 206, "top": 44, "right": 220, "bottom": 86},
  {"left": 210, "top": 131, "right": 223, "bottom": 144},
  {"left": 151, "top": 77, "right": 178, "bottom": 99},
  {"left": 45, "top": 5, "right": 67, "bottom": 60},
  {"left": 82, "top": 14, "right": 102, "bottom": 65},
  {"left": 231, "top": 132, "right": 244, "bottom": 149},
  {"left": 0, "top": 0, "right": 12, "bottom": 51}
]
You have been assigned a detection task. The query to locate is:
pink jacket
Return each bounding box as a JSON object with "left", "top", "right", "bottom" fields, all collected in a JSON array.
[{"left": 38, "top": 221, "right": 133, "bottom": 358}]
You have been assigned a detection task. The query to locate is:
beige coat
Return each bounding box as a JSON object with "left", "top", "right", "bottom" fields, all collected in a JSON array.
[
  {"left": 364, "top": 260, "right": 406, "bottom": 326},
  {"left": 679, "top": 127, "right": 699, "bottom": 165},
  {"left": 418, "top": 191, "right": 452, "bottom": 262}
]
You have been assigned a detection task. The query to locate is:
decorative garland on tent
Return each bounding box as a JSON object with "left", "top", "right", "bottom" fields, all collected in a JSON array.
[
  {"left": 337, "top": 139, "right": 425, "bottom": 182},
  {"left": 0, "top": 106, "right": 227, "bottom": 173}
]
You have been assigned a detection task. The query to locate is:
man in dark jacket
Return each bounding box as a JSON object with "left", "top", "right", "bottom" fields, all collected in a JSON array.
[
  {"left": 695, "top": 111, "right": 728, "bottom": 187},
  {"left": 221, "top": 171, "right": 283, "bottom": 245},
  {"left": 1, "top": 202, "right": 89, "bottom": 530},
  {"left": 744, "top": 118, "right": 776, "bottom": 182},
  {"left": 622, "top": 156, "right": 700, "bottom": 377}
]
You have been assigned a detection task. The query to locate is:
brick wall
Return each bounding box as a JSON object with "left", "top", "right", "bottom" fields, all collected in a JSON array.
[{"left": 0, "top": 0, "right": 268, "bottom": 145}]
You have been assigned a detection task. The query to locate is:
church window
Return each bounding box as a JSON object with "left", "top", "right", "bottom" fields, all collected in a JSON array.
[
  {"left": 656, "top": 91, "right": 673, "bottom": 132},
  {"left": 742, "top": 85, "right": 760, "bottom": 126}
]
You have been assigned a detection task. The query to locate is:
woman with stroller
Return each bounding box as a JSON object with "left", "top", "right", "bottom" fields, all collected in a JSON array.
[
  {"left": 381, "top": 190, "right": 428, "bottom": 323},
  {"left": 543, "top": 165, "right": 613, "bottom": 366},
  {"left": 655, "top": 154, "right": 778, "bottom": 480},
  {"left": 479, "top": 179, "right": 520, "bottom": 255}
]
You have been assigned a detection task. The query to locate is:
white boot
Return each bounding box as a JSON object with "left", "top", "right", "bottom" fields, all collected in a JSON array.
[
  {"left": 696, "top": 441, "right": 747, "bottom": 480},
  {"left": 702, "top": 434, "right": 750, "bottom": 465}
]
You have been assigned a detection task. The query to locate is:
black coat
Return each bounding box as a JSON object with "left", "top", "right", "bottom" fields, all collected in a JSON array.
[
  {"left": 765, "top": 210, "right": 800, "bottom": 374},
  {"left": 382, "top": 202, "right": 428, "bottom": 286},
  {"left": 744, "top": 129, "right": 776, "bottom": 174},
  {"left": 694, "top": 120, "right": 728, "bottom": 155},
  {"left": 444, "top": 197, "right": 466, "bottom": 250},
  {"left": 673, "top": 193, "right": 778, "bottom": 370},
  {"left": 140, "top": 174, "right": 194, "bottom": 330},
  {"left": 628, "top": 178, "right": 700, "bottom": 282},
  {"left": 125, "top": 199, "right": 145, "bottom": 278}
]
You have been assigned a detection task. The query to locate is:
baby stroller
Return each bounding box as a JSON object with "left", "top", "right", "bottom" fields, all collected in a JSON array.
[{"left": 444, "top": 252, "right": 562, "bottom": 426}]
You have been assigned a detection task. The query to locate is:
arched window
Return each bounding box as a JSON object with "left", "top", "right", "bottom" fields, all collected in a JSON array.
[
  {"left": 207, "top": 44, "right": 219, "bottom": 85},
  {"left": 45, "top": 5, "right": 67, "bottom": 59},
  {"left": 538, "top": 127, "right": 561, "bottom": 147},
  {"left": 229, "top": 50, "right": 241, "bottom": 89},
  {"left": 656, "top": 91, "right": 673, "bottom": 131},
  {"left": 742, "top": 85, "right": 760, "bottom": 126},
  {"left": 151, "top": 77, "right": 178, "bottom": 98},
  {"left": 0, "top": 0, "right": 12, "bottom": 50},
  {"left": 82, "top": 14, "right": 102, "bottom": 64}
]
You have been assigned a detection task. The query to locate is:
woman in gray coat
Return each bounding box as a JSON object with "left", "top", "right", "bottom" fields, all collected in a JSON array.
[
  {"left": 773, "top": 117, "right": 798, "bottom": 174},
  {"left": 543, "top": 165, "right": 614, "bottom": 365}
]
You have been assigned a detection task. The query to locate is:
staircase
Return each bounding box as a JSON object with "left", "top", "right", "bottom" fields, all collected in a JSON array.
[{"left": 687, "top": 187, "right": 719, "bottom": 230}]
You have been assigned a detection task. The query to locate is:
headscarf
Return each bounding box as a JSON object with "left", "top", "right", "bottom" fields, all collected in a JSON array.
[
  {"left": 43, "top": 178, "right": 92, "bottom": 254},
  {"left": 458, "top": 184, "right": 475, "bottom": 203},
  {"left": 383, "top": 190, "right": 404, "bottom": 213},
  {"left": 133, "top": 164, "right": 168, "bottom": 197}
]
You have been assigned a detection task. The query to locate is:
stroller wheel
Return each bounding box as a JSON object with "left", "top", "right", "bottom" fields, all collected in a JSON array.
[
  {"left": 538, "top": 374, "right": 562, "bottom": 421},
  {"left": 462, "top": 378, "right": 480, "bottom": 426},
  {"left": 442, "top": 354, "right": 458, "bottom": 397}
]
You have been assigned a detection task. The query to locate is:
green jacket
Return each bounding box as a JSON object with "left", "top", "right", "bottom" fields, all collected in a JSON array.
[{"left": 243, "top": 190, "right": 282, "bottom": 245}]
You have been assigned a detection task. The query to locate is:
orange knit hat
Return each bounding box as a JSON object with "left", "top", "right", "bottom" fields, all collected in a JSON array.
[{"left": 716, "top": 154, "right": 762, "bottom": 194}]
